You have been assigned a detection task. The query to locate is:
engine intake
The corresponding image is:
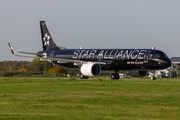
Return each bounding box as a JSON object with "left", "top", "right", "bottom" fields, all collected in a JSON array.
[
  {"left": 129, "top": 70, "right": 147, "bottom": 77},
  {"left": 80, "top": 62, "right": 101, "bottom": 76}
]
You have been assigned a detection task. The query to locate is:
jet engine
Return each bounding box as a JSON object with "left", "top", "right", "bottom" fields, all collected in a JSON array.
[
  {"left": 129, "top": 70, "right": 147, "bottom": 77},
  {"left": 80, "top": 62, "right": 101, "bottom": 76}
]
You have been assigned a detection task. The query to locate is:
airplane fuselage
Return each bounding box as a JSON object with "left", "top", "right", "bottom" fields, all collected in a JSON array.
[{"left": 37, "top": 48, "right": 171, "bottom": 71}]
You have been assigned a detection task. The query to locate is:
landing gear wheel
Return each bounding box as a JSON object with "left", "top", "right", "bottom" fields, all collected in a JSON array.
[
  {"left": 151, "top": 76, "right": 156, "bottom": 80},
  {"left": 80, "top": 74, "right": 89, "bottom": 79},
  {"left": 150, "top": 70, "right": 156, "bottom": 80},
  {"left": 111, "top": 73, "right": 120, "bottom": 79}
]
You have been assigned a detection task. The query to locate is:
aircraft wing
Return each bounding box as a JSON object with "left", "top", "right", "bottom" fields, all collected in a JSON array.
[
  {"left": 8, "top": 43, "right": 107, "bottom": 66},
  {"left": 8, "top": 43, "right": 38, "bottom": 58},
  {"left": 41, "top": 57, "right": 106, "bottom": 66}
]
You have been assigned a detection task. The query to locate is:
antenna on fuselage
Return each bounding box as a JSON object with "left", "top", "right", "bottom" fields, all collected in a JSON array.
[{"left": 151, "top": 47, "right": 156, "bottom": 50}]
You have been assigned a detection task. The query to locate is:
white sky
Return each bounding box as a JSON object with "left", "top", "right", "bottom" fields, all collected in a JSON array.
[{"left": 1, "top": 0, "right": 180, "bottom": 61}]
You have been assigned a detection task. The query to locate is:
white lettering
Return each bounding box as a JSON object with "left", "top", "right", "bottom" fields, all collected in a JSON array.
[
  {"left": 89, "top": 50, "right": 96, "bottom": 58},
  {"left": 82, "top": 50, "right": 89, "bottom": 58},
  {"left": 109, "top": 50, "right": 114, "bottom": 59},
  {"left": 79, "top": 50, "right": 86, "bottom": 58},
  {"left": 104, "top": 50, "right": 109, "bottom": 59},
  {"left": 130, "top": 50, "right": 139, "bottom": 59},
  {"left": 97, "top": 50, "right": 104, "bottom": 60},
  {"left": 73, "top": 49, "right": 149, "bottom": 60},
  {"left": 138, "top": 50, "right": 146, "bottom": 59},
  {"left": 72, "top": 50, "right": 79, "bottom": 59},
  {"left": 116, "top": 50, "right": 123, "bottom": 59}
]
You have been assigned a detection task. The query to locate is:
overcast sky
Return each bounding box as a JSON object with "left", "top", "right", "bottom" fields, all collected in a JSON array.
[{"left": 1, "top": 0, "right": 180, "bottom": 61}]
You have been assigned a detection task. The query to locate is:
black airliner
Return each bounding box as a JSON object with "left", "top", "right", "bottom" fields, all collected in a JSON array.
[{"left": 8, "top": 21, "right": 171, "bottom": 80}]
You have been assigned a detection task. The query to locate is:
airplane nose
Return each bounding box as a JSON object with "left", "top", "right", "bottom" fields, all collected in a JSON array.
[{"left": 162, "top": 59, "right": 171, "bottom": 68}]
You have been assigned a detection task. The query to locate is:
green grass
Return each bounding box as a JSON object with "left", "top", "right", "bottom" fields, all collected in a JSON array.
[{"left": 0, "top": 77, "right": 180, "bottom": 120}]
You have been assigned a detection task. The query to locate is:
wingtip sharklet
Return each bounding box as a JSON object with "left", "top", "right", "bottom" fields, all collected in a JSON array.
[
  {"left": 8, "top": 43, "right": 16, "bottom": 55},
  {"left": 8, "top": 43, "right": 40, "bottom": 58}
]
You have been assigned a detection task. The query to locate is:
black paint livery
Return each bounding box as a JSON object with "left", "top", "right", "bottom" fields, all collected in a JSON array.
[{"left": 8, "top": 21, "right": 171, "bottom": 80}]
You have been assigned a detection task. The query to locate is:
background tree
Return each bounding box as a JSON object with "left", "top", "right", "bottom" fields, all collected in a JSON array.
[
  {"left": 19, "top": 67, "right": 27, "bottom": 73},
  {"left": 0, "top": 59, "right": 69, "bottom": 77},
  {"left": 30, "top": 58, "right": 43, "bottom": 72},
  {"left": 47, "top": 65, "right": 67, "bottom": 76}
]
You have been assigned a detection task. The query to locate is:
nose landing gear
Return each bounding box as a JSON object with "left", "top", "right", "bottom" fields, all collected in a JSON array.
[
  {"left": 151, "top": 76, "right": 156, "bottom": 80},
  {"left": 150, "top": 70, "right": 156, "bottom": 80}
]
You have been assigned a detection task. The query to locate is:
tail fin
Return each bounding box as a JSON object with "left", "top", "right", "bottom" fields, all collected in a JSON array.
[{"left": 40, "top": 21, "right": 59, "bottom": 50}]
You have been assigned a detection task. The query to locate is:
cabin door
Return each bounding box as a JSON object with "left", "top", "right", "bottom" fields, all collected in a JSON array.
[
  {"left": 144, "top": 51, "right": 150, "bottom": 63},
  {"left": 50, "top": 51, "right": 55, "bottom": 58}
]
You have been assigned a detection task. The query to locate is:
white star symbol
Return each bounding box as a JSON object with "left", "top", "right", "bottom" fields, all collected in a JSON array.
[{"left": 43, "top": 33, "right": 51, "bottom": 46}]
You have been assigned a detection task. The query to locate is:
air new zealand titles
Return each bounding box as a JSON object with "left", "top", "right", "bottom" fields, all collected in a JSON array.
[{"left": 8, "top": 21, "right": 171, "bottom": 80}]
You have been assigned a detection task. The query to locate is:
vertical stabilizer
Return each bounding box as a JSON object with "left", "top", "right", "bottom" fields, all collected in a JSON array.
[{"left": 40, "top": 21, "right": 59, "bottom": 50}]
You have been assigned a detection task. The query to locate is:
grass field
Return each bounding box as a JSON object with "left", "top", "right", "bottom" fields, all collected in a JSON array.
[{"left": 0, "top": 77, "right": 180, "bottom": 120}]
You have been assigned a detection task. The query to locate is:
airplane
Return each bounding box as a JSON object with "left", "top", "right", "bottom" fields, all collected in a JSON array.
[{"left": 8, "top": 21, "right": 171, "bottom": 80}]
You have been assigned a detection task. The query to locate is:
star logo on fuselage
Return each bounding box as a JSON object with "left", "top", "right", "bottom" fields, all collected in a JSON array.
[{"left": 43, "top": 33, "right": 50, "bottom": 46}]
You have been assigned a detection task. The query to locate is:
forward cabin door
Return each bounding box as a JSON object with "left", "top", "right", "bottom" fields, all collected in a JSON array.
[{"left": 144, "top": 51, "right": 150, "bottom": 63}]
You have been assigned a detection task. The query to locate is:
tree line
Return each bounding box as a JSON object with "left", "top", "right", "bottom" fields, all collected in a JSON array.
[{"left": 0, "top": 58, "right": 68, "bottom": 77}]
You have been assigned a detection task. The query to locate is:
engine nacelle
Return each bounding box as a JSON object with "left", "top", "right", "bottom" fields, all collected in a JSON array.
[
  {"left": 129, "top": 70, "right": 147, "bottom": 77},
  {"left": 80, "top": 62, "right": 101, "bottom": 76}
]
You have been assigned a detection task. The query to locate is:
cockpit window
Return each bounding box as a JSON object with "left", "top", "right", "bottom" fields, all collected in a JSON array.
[
  {"left": 162, "top": 53, "right": 169, "bottom": 58},
  {"left": 152, "top": 53, "right": 169, "bottom": 59},
  {"left": 153, "top": 54, "right": 161, "bottom": 58}
]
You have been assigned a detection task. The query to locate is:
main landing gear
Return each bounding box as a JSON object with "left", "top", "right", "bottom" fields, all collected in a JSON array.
[
  {"left": 111, "top": 71, "right": 120, "bottom": 79},
  {"left": 80, "top": 74, "right": 89, "bottom": 79}
]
